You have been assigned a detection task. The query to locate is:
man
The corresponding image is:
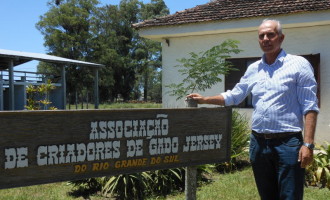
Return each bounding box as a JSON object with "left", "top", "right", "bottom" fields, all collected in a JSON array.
[{"left": 187, "top": 19, "right": 319, "bottom": 200}]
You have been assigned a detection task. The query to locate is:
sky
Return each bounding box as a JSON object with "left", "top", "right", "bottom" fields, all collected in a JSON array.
[{"left": 0, "top": 0, "right": 210, "bottom": 72}]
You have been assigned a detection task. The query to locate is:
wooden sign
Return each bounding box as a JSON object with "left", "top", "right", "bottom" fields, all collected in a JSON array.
[{"left": 0, "top": 107, "right": 231, "bottom": 189}]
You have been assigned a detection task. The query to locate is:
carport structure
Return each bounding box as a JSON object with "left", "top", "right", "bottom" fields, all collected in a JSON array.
[{"left": 0, "top": 49, "right": 103, "bottom": 110}]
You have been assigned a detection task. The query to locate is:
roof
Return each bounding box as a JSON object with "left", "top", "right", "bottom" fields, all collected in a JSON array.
[
  {"left": 133, "top": 0, "right": 330, "bottom": 29},
  {"left": 0, "top": 49, "right": 104, "bottom": 70}
]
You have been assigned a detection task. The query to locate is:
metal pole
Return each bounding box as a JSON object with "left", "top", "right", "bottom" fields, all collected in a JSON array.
[
  {"left": 61, "top": 65, "right": 66, "bottom": 110},
  {"left": 94, "top": 68, "right": 99, "bottom": 109},
  {"left": 8, "top": 60, "right": 14, "bottom": 110},
  {"left": 21, "top": 76, "right": 27, "bottom": 109},
  {"left": 185, "top": 97, "right": 197, "bottom": 200}
]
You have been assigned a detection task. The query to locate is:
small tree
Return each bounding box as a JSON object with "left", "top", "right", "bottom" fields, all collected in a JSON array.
[
  {"left": 166, "top": 39, "right": 242, "bottom": 100},
  {"left": 25, "top": 80, "right": 57, "bottom": 110}
]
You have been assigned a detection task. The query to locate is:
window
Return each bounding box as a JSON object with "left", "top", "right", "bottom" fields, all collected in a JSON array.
[
  {"left": 301, "top": 54, "right": 321, "bottom": 107},
  {"left": 225, "top": 54, "right": 320, "bottom": 108}
]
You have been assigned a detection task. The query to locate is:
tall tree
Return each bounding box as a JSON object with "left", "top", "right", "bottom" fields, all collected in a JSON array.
[
  {"left": 37, "top": 0, "right": 168, "bottom": 103},
  {"left": 90, "top": 4, "right": 122, "bottom": 101},
  {"left": 90, "top": 0, "right": 140, "bottom": 102},
  {"left": 92, "top": 0, "right": 168, "bottom": 102},
  {"left": 36, "top": 0, "right": 99, "bottom": 103},
  {"left": 132, "top": 0, "right": 169, "bottom": 101}
]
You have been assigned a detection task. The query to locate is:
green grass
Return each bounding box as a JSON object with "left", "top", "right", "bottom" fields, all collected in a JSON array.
[
  {"left": 162, "top": 167, "right": 258, "bottom": 200},
  {"left": 0, "top": 183, "right": 76, "bottom": 200},
  {"left": 163, "top": 167, "right": 330, "bottom": 200},
  {"left": 1, "top": 167, "right": 329, "bottom": 199},
  {"left": 0, "top": 182, "right": 105, "bottom": 200},
  {"left": 67, "top": 102, "right": 162, "bottom": 109}
]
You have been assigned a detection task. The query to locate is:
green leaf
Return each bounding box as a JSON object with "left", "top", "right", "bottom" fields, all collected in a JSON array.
[
  {"left": 316, "top": 167, "right": 323, "bottom": 181},
  {"left": 165, "top": 39, "right": 242, "bottom": 100}
]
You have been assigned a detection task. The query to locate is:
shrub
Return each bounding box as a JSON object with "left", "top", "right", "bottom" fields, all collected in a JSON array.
[
  {"left": 100, "top": 168, "right": 184, "bottom": 199},
  {"left": 101, "top": 172, "right": 153, "bottom": 199},
  {"left": 305, "top": 142, "right": 330, "bottom": 189},
  {"left": 217, "top": 109, "right": 250, "bottom": 172},
  {"left": 68, "top": 178, "right": 103, "bottom": 198},
  {"left": 25, "top": 80, "right": 57, "bottom": 110},
  {"left": 149, "top": 168, "right": 185, "bottom": 197}
]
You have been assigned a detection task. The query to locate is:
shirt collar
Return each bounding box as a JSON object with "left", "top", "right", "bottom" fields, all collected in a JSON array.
[{"left": 261, "top": 49, "right": 286, "bottom": 66}]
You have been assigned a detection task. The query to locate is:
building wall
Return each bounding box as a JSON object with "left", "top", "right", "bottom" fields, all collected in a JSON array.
[
  {"left": 160, "top": 22, "right": 330, "bottom": 143},
  {"left": 14, "top": 85, "right": 26, "bottom": 110}
]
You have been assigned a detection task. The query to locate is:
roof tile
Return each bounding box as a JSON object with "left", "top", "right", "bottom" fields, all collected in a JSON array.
[{"left": 133, "top": 0, "right": 330, "bottom": 29}]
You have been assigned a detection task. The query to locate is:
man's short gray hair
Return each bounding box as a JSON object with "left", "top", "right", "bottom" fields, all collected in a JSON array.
[{"left": 262, "top": 19, "right": 283, "bottom": 35}]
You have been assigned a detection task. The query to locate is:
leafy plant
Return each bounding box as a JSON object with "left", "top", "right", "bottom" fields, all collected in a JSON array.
[
  {"left": 196, "top": 164, "right": 216, "bottom": 183},
  {"left": 101, "top": 172, "right": 153, "bottom": 199},
  {"left": 68, "top": 178, "right": 103, "bottom": 198},
  {"left": 166, "top": 39, "right": 242, "bottom": 100},
  {"left": 306, "top": 142, "right": 330, "bottom": 189},
  {"left": 25, "top": 79, "right": 57, "bottom": 110},
  {"left": 230, "top": 110, "right": 250, "bottom": 162},
  {"left": 149, "top": 168, "right": 185, "bottom": 196},
  {"left": 99, "top": 168, "right": 185, "bottom": 199},
  {"left": 217, "top": 109, "right": 250, "bottom": 172}
]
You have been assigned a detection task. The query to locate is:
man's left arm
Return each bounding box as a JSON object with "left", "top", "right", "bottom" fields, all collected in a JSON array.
[{"left": 299, "top": 110, "right": 318, "bottom": 168}]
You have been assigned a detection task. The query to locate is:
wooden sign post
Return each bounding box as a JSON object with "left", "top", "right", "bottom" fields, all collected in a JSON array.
[
  {"left": 185, "top": 98, "right": 198, "bottom": 200},
  {"left": 0, "top": 108, "right": 231, "bottom": 189}
]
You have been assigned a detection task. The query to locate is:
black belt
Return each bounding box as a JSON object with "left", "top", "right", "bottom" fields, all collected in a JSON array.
[{"left": 252, "top": 130, "right": 302, "bottom": 139}]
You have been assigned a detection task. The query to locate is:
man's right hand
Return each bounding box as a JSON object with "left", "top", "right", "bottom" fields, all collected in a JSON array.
[
  {"left": 186, "top": 93, "right": 204, "bottom": 103},
  {"left": 186, "top": 93, "right": 225, "bottom": 106}
]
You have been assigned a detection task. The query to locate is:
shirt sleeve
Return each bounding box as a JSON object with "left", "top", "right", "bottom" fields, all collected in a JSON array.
[
  {"left": 221, "top": 64, "right": 255, "bottom": 106},
  {"left": 296, "top": 58, "right": 319, "bottom": 114}
]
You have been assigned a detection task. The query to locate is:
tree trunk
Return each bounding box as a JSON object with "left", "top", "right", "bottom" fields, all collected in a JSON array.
[{"left": 143, "top": 70, "right": 149, "bottom": 101}]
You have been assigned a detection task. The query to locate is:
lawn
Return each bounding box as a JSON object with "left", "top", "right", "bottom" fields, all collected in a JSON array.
[
  {"left": 1, "top": 167, "right": 329, "bottom": 199},
  {"left": 67, "top": 102, "right": 162, "bottom": 109},
  {"left": 164, "top": 167, "right": 330, "bottom": 200}
]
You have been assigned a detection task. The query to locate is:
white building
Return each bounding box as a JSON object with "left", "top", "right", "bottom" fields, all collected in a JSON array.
[{"left": 134, "top": 0, "right": 330, "bottom": 143}]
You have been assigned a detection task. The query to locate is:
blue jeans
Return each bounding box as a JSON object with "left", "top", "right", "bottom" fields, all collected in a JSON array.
[{"left": 249, "top": 133, "right": 305, "bottom": 200}]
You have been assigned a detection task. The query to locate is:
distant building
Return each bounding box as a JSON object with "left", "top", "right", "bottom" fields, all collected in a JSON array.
[{"left": 0, "top": 49, "right": 103, "bottom": 110}]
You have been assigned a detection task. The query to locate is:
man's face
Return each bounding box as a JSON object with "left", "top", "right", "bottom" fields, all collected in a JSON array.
[{"left": 258, "top": 21, "right": 284, "bottom": 54}]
